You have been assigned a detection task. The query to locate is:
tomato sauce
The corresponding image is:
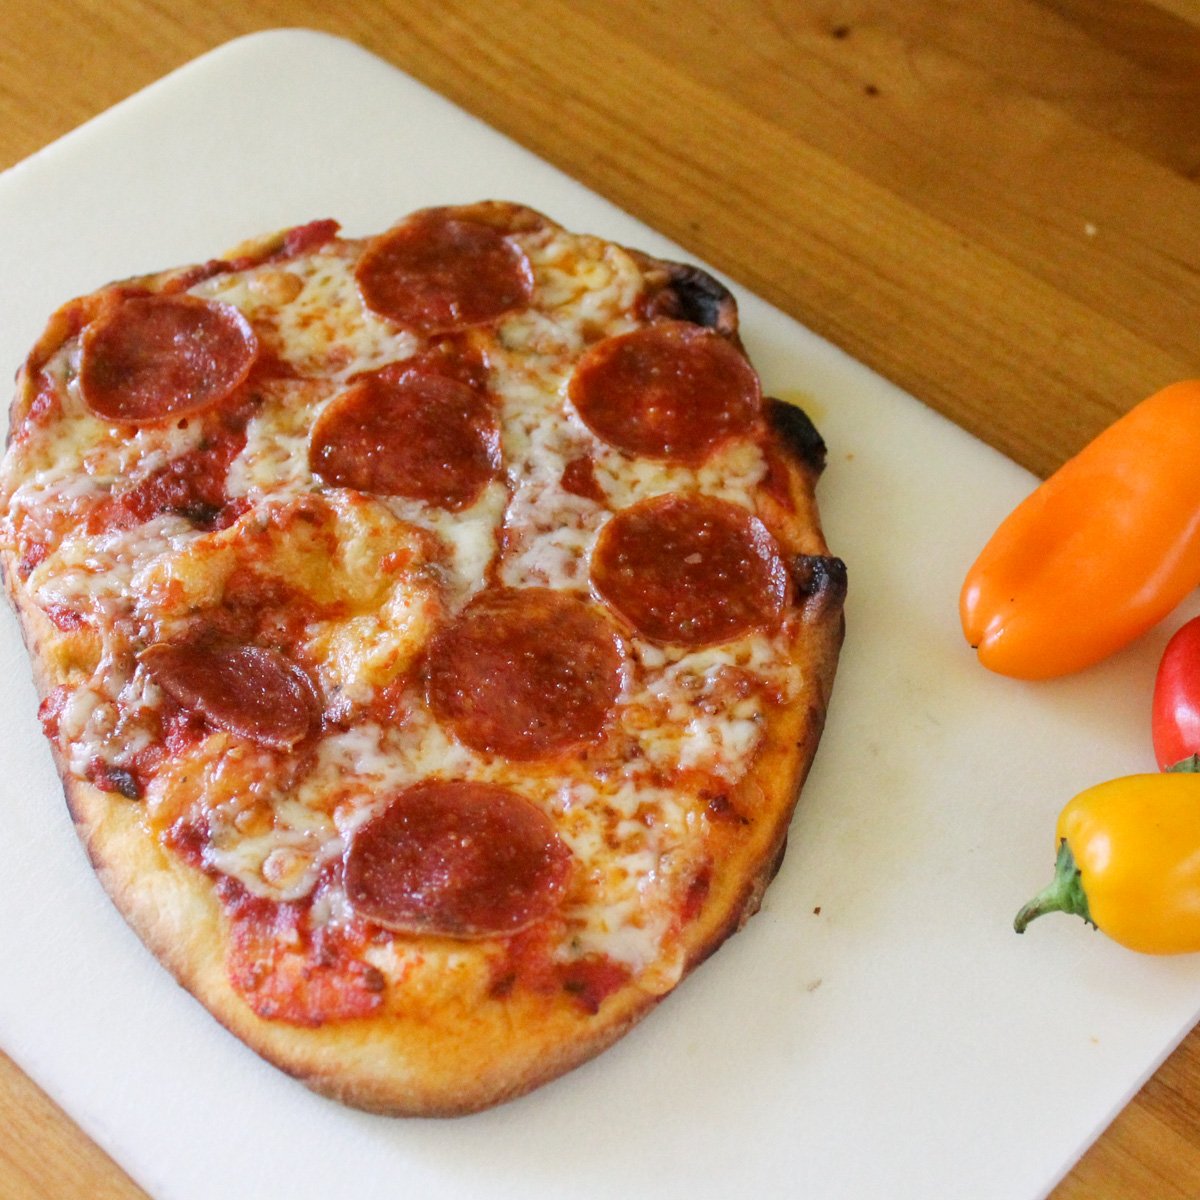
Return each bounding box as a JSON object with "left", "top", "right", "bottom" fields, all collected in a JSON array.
[
  {"left": 89, "top": 403, "right": 256, "bottom": 534},
  {"left": 10, "top": 371, "right": 61, "bottom": 444},
  {"left": 759, "top": 444, "right": 797, "bottom": 513},
  {"left": 219, "top": 880, "right": 384, "bottom": 1027},
  {"left": 37, "top": 685, "right": 71, "bottom": 739},
  {"left": 162, "top": 816, "right": 209, "bottom": 870},
  {"left": 490, "top": 926, "right": 631, "bottom": 1014},
  {"left": 43, "top": 604, "right": 84, "bottom": 632},
  {"left": 16, "top": 539, "right": 48, "bottom": 579},
  {"left": 560, "top": 455, "right": 607, "bottom": 504}
]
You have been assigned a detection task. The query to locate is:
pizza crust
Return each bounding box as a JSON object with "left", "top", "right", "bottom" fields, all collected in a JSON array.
[
  {"left": 0, "top": 207, "right": 845, "bottom": 1116},
  {"left": 60, "top": 773, "right": 657, "bottom": 1115}
]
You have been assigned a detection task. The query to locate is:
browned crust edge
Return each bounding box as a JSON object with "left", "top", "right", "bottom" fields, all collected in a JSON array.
[{"left": 0, "top": 219, "right": 845, "bottom": 1117}]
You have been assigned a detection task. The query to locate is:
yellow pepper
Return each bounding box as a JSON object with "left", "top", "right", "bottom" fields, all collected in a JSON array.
[{"left": 1014, "top": 772, "right": 1200, "bottom": 954}]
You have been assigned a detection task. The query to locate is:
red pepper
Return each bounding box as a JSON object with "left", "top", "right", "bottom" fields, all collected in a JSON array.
[{"left": 1152, "top": 615, "right": 1200, "bottom": 771}]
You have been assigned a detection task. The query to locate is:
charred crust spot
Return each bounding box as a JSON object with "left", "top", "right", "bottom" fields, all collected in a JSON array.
[
  {"left": 490, "top": 971, "right": 517, "bottom": 1000},
  {"left": 765, "top": 834, "right": 789, "bottom": 886},
  {"left": 647, "top": 260, "right": 740, "bottom": 339},
  {"left": 683, "top": 867, "right": 712, "bottom": 921},
  {"left": 734, "top": 835, "right": 791, "bottom": 931},
  {"left": 360, "top": 964, "right": 387, "bottom": 993},
  {"left": 86, "top": 759, "right": 142, "bottom": 800},
  {"left": 704, "top": 790, "right": 750, "bottom": 825},
  {"left": 111, "top": 770, "right": 142, "bottom": 800},
  {"left": 790, "top": 555, "right": 848, "bottom": 616},
  {"left": 180, "top": 501, "right": 224, "bottom": 527},
  {"left": 766, "top": 398, "right": 827, "bottom": 474}
]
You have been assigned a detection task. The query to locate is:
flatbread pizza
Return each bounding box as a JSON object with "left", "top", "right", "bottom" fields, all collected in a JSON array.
[{"left": 0, "top": 202, "right": 844, "bottom": 1114}]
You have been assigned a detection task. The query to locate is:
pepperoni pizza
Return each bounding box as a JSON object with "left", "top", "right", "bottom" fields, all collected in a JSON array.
[{"left": 0, "top": 203, "right": 845, "bottom": 1115}]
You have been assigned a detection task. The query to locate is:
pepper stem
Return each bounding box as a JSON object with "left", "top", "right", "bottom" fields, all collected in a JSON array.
[
  {"left": 1013, "top": 839, "right": 1092, "bottom": 934},
  {"left": 1167, "top": 753, "right": 1200, "bottom": 773}
]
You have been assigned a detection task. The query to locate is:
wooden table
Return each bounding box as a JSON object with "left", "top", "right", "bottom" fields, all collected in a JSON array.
[{"left": 1, "top": 1, "right": 1199, "bottom": 1195}]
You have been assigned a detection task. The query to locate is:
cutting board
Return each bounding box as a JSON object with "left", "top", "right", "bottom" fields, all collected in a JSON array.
[{"left": 2, "top": 30, "right": 1198, "bottom": 1200}]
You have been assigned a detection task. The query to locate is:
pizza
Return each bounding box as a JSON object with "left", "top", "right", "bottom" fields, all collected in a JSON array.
[{"left": 0, "top": 202, "right": 845, "bottom": 1115}]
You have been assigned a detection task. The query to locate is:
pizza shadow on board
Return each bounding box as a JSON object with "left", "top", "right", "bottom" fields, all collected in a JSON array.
[{"left": 0, "top": 201, "right": 845, "bottom": 1116}]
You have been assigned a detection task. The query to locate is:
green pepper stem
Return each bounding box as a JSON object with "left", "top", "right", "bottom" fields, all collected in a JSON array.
[
  {"left": 1014, "top": 839, "right": 1093, "bottom": 933},
  {"left": 1166, "top": 754, "right": 1200, "bottom": 773}
]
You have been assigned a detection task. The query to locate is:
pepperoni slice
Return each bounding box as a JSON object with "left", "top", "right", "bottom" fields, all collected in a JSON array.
[
  {"left": 425, "top": 588, "right": 622, "bottom": 760},
  {"left": 344, "top": 780, "right": 571, "bottom": 938},
  {"left": 80, "top": 295, "right": 258, "bottom": 424},
  {"left": 308, "top": 363, "right": 499, "bottom": 510},
  {"left": 568, "top": 321, "right": 761, "bottom": 464},
  {"left": 355, "top": 210, "right": 534, "bottom": 335},
  {"left": 141, "top": 643, "right": 317, "bottom": 750},
  {"left": 591, "top": 494, "right": 787, "bottom": 646}
]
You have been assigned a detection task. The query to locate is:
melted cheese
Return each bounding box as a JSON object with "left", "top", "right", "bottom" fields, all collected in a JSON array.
[
  {"left": 194, "top": 250, "right": 420, "bottom": 379},
  {"left": 136, "top": 491, "right": 443, "bottom": 698}
]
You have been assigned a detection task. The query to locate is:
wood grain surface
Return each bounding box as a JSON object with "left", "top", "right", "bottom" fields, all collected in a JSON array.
[{"left": 0, "top": 1, "right": 1198, "bottom": 1196}]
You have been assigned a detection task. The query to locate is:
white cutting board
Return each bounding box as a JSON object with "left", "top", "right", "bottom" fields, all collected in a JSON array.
[{"left": 1, "top": 30, "right": 1198, "bottom": 1200}]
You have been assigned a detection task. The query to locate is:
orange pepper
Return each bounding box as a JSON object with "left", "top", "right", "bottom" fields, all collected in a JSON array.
[{"left": 961, "top": 380, "right": 1200, "bottom": 679}]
